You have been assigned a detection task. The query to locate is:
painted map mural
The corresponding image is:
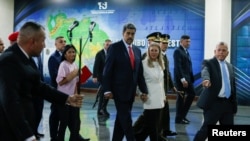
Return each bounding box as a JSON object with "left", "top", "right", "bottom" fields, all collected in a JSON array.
[{"left": 14, "top": 0, "right": 205, "bottom": 89}]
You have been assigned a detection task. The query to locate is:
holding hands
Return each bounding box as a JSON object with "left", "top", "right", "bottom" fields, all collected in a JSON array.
[{"left": 140, "top": 93, "right": 148, "bottom": 102}]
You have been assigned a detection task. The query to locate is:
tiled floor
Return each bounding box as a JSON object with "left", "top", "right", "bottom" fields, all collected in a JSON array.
[{"left": 39, "top": 92, "right": 250, "bottom": 141}]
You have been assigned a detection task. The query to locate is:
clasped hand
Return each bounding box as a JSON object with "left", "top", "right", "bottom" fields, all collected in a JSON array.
[
  {"left": 140, "top": 93, "right": 148, "bottom": 102},
  {"left": 67, "top": 94, "right": 84, "bottom": 107},
  {"left": 202, "top": 80, "right": 211, "bottom": 88}
]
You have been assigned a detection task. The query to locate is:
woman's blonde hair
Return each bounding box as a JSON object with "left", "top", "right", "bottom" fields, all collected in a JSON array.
[{"left": 146, "top": 42, "right": 165, "bottom": 70}]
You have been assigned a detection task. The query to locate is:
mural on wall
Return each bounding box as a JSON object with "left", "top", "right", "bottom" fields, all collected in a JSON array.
[
  {"left": 231, "top": 0, "right": 250, "bottom": 105},
  {"left": 14, "top": 0, "right": 205, "bottom": 89}
]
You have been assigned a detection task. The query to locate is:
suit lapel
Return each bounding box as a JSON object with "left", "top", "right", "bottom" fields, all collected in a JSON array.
[
  {"left": 101, "top": 49, "right": 106, "bottom": 60},
  {"left": 180, "top": 46, "right": 191, "bottom": 63},
  {"left": 212, "top": 57, "right": 223, "bottom": 83},
  {"left": 11, "top": 44, "right": 31, "bottom": 65}
]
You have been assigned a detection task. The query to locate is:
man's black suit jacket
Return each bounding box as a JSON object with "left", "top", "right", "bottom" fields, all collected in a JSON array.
[
  {"left": 197, "top": 57, "right": 237, "bottom": 113},
  {"left": 173, "top": 46, "right": 194, "bottom": 88},
  {"left": 162, "top": 53, "right": 174, "bottom": 93},
  {"left": 0, "top": 44, "right": 68, "bottom": 141},
  {"left": 93, "top": 49, "right": 106, "bottom": 83},
  {"left": 48, "top": 50, "right": 61, "bottom": 88},
  {"left": 102, "top": 40, "right": 148, "bottom": 102}
]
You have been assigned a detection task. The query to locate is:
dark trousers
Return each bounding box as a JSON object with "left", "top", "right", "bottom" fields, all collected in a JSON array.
[
  {"left": 49, "top": 103, "right": 60, "bottom": 141},
  {"left": 32, "top": 96, "right": 44, "bottom": 135},
  {"left": 175, "top": 84, "right": 195, "bottom": 122},
  {"left": 133, "top": 114, "right": 145, "bottom": 135},
  {"left": 112, "top": 100, "right": 134, "bottom": 141},
  {"left": 135, "top": 109, "right": 161, "bottom": 141},
  {"left": 159, "top": 100, "right": 170, "bottom": 134},
  {"left": 57, "top": 105, "right": 80, "bottom": 141},
  {"left": 194, "top": 99, "right": 234, "bottom": 141},
  {"left": 97, "top": 86, "right": 109, "bottom": 112}
]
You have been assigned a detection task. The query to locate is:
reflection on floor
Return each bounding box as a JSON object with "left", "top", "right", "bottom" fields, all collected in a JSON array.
[{"left": 39, "top": 92, "right": 250, "bottom": 141}]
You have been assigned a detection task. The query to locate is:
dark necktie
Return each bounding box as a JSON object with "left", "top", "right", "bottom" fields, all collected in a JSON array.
[
  {"left": 186, "top": 49, "right": 191, "bottom": 60},
  {"left": 128, "top": 46, "right": 135, "bottom": 69},
  {"left": 220, "top": 61, "right": 231, "bottom": 98},
  {"left": 29, "top": 57, "right": 38, "bottom": 69}
]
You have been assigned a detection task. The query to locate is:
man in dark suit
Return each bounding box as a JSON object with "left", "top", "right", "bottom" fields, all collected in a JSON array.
[
  {"left": 32, "top": 55, "right": 45, "bottom": 139},
  {"left": 0, "top": 21, "right": 83, "bottom": 141},
  {"left": 48, "top": 36, "right": 66, "bottom": 141},
  {"left": 8, "top": 31, "right": 45, "bottom": 139},
  {"left": 159, "top": 34, "right": 177, "bottom": 140},
  {"left": 173, "top": 35, "right": 196, "bottom": 124},
  {"left": 102, "top": 23, "right": 148, "bottom": 141},
  {"left": 194, "top": 42, "right": 237, "bottom": 141},
  {"left": 92, "top": 39, "right": 112, "bottom": 116}
]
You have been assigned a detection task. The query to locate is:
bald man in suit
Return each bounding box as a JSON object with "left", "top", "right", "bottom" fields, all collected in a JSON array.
[
  {"left": 0, "top": 21, "right": 83, "bottom": 141},
  {"left": 194, "top": 42, "right": 237, "bottom": 141}
]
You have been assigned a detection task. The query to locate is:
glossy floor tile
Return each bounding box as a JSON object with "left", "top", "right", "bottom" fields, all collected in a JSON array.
[{"left": 39, "top": 92, "right": 250, "bottom": 141}]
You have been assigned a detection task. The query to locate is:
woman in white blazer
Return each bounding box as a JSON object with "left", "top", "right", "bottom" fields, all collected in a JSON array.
[{"left": 135, "top": 42, "right": 166, "bottom": 141}]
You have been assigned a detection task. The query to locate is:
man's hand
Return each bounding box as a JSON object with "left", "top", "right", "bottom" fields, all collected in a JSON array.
[
  {"left": 104, "top": 92, "right": 113, "bottom": 99},
  {"left": 140, "top": 94, "right": 148, "bottom": 102},
  {"left": 92, "top": 78, "right": 98, "bottom": 83},
  {"left": 202, "top": 80, "right": 211, "bottom": 88},
  {"left": 182, "top": 80, "right": 188, "bottom": 88},
  {"left": 66, "top": 94, "right": 84, "bottom": 107},
  {"left": 172, "top": 87, "right": 177, "bottom": 93}
]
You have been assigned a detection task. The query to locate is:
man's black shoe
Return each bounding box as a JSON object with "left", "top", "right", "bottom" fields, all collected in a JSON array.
[
  {"left": 35, "top": 135, "right": 40, "bottom": 140},
  {"left": 50, "top": 138, "right": 57, "bottom": 141},
  {"left": 159, "top": 135, "right": 168, "bottom": 141},
  {"left": 164, "top": 130, "right": 178, "bottom": 136},
  {"left": 183, "top": 118, "right": 190, "bottom": 123},
  {"left": 98, "top": 109, "right": 109, "bottom": 117},
  {"left": 35, "top": 133, "right": 44, "bottom": 140},
  {"left": 78, "top": 135, "right": 90, "bottom": 141},
  {"left": 175, "top": 119, "right": 189, "bottom": 124},
  {"left": 103, "top": 110, "right": 110, "bottom": 116},
  {"left": 37, "top": 133, "right": 44, "bottom": 137}
]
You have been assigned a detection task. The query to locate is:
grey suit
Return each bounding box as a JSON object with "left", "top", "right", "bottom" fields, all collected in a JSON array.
[{"left": 194, "top": 57, "right": 237, "bottom": 141}]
